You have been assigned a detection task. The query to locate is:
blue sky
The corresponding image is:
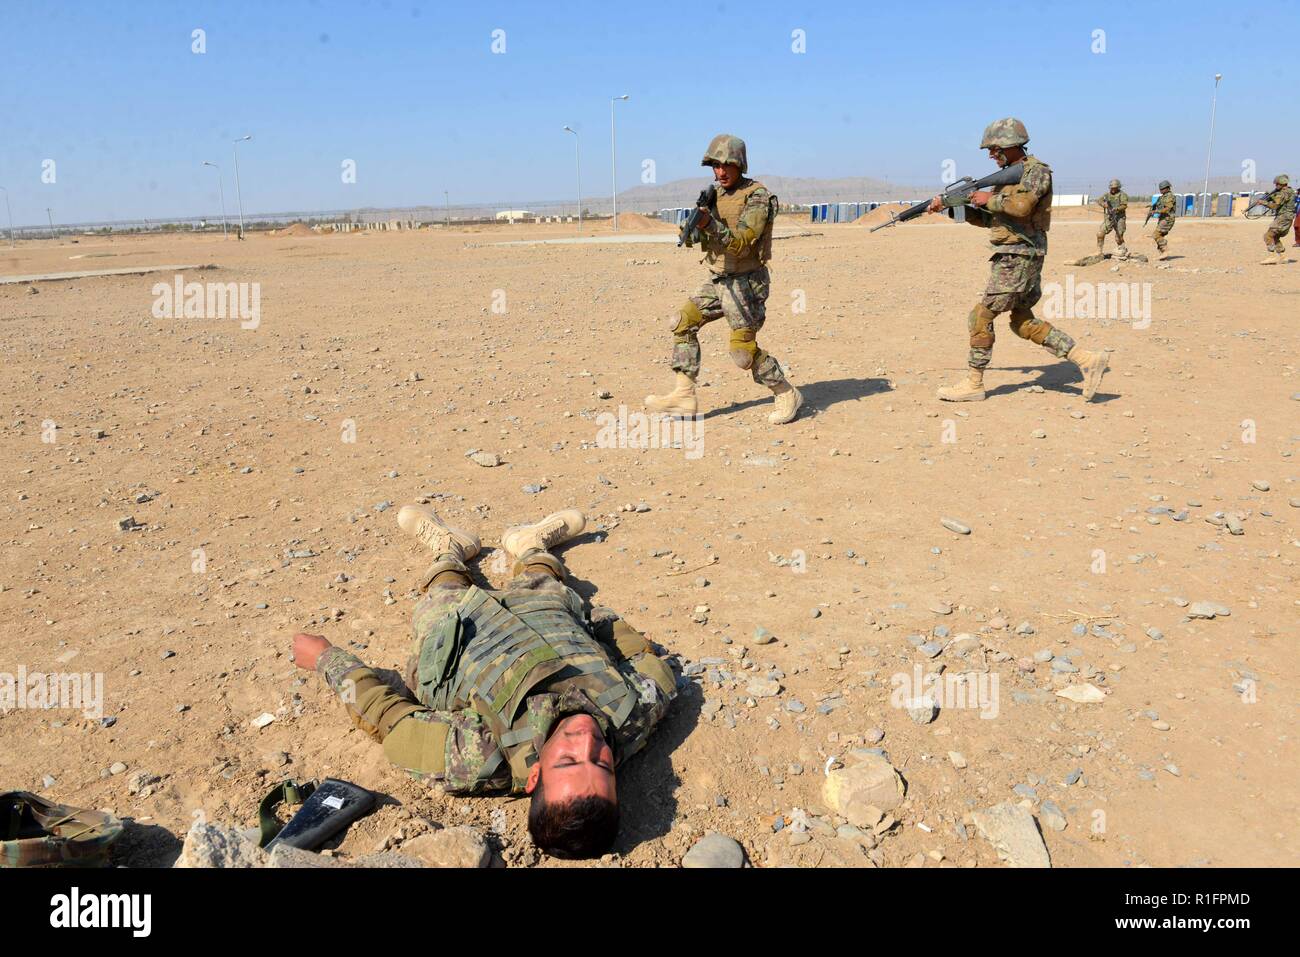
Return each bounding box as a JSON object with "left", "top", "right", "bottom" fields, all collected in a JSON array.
[{"left": 2, "top": 0, "right": 1293, "bottom": 224}]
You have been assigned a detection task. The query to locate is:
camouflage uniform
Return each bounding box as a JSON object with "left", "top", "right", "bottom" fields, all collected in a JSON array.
[
  {"left": 673, "top": 134, "right": 787, "bottom": 389},
  {"left": 944, "top": 147, "right": 1075, "bottom": 370},
  {"left": 1096, "top": 183, "right": 1128, "bottom": 252},
  {"left": 1, "top": 792, "right": 122, "bottom": 867},
  {"left": 317, "top": 553, "right": 675, "bottom": 795},
  {"left": 1260, "top": 176, "right": 1295, "bottom": 253},
  {"left": 1152, "top": 186, "right": 1177, "bottom": 252}
]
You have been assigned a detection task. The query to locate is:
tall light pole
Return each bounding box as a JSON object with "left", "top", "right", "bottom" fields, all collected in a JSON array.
[
  {"left": 202, "top": 161, "right": 228, "bottom": 239},
  {"left": 233, "top": 134, "right": 252, "bottom": 239},
  {"left": 444, "top": 190, "right": 450, "bottom": 225},
  {"left": 610, "top": 94, "right": 629, "bottom": 230},
  {"left": 46, "top": 208, "right": 54, "bottom": 238},
  {"left": 1202, "top": 73, "right": 1222, "bottom": 217},
  {"left": 0, "top": 186, "right": 13, "bottom": 246},
  {"left": 563, "top": 125, "right": 582, "bottom": 234}
]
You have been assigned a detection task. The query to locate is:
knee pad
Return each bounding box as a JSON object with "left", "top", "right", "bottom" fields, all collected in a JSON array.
[
  {"left": 728, "top": 328, "right": 760, "bottom": 369},
  {"left": 673, "top": 300, "right": 705, "bottom": 337},
  {"left": 1010, "top": 306, "right": 1050, "bottom": 343},
  {"left": 967, "top": 305, "right": 997, "bottom": 350}
]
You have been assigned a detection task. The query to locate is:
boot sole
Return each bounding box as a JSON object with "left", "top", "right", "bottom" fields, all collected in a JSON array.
[{"left": 937, "top": 392, "right": 986, "bottom": 402}]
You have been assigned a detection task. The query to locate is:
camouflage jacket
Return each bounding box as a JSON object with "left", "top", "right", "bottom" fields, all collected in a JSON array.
[
  {"left": 1097, "top": 191, "right": 1128, "bottom": 216},
  {"left": 1154, "top": 191, "right": 1177, "bottom": 222},
  {"left": 316, "top": 610, "right": 675, "bottom": 795},
  {"left": 1264, "top": 186, "right": 1296, "bottom": 223},
  {"left": 686, "top": 177, "right": 775, "bottom": 275},
  {"left": 954, "top": 155, "right": 1052, "bottom": 256}
]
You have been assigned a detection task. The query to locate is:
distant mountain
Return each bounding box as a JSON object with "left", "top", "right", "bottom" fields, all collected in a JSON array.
[{"left": 615, "top": 174, "right": 931, "bottom": 211}]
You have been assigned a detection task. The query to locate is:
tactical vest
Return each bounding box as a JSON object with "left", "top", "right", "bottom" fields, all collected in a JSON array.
[
  {"left": 988, "top": 155, "right": 1051, "bottom": 255},
  {"left": 706, "top": 178, "right": 776, "bottom": 275},
  {"left": 415, "top": 585, "right": 641, "bottom": 789}
]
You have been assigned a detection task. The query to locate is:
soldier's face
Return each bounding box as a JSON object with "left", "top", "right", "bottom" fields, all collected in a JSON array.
[
  {"left": 1110, "top": 186, "right": 1119, "bottom": 194},
  {"left": 528, "top": 713, "right": 616, "bottom": 804},
  {"left": 987, "top": 147, "right": 1007, "bottom": 168},
  {"left": 713, "top": 163, "right": 741, "bottom": 189}
]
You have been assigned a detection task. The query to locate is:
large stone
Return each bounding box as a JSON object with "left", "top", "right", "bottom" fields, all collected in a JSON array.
[
  {"left": 971, "top": 803, "right": 1051, "bottom": 868},
  {"left": 267, "top": 844, "right": 342, "bottom": 868},
  {"left": 682, "top": 832, "right": 745, "bottom": 868},
  {"left": 351, "top": 851, "right": 429, "bottom": 868},
  {"left": 400, "top": 827, "right": 491, "bottom": 868},
  {"left": 763, "top": 831, "right": 873, "bottom": 868},
  {"left": 175, "top": 822, "right": 269, "bottom": 868},
  {"left": 823, "top": 752, "right": 905, "bottom": 817}
]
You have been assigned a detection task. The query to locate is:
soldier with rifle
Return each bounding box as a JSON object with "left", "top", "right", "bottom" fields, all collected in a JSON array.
[
  {"left": 1096, "top": 179, "right": 1129, "bottom": 259},
  {"left": 1148, "top": 181, "right": 1177, "bottom": 258},
  {"left": 645, "top": 134, "right": 803, "bottom": 425},
  {"left": 1253, "top": 174, "right": 1295, "bottom": 265},
  {"left": 923, "top": 117, "right": 1111, "bottom": 403}
]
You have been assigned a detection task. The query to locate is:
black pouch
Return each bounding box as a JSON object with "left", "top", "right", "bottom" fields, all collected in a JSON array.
[{"left": 260, "top": 778, "right": 375, "bottom": 851}]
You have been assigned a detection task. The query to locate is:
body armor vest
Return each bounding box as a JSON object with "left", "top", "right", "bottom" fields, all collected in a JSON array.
[
  {"left": 415, "top": 585, "right": 640, "bottom": 788},
  {"left": 988, "top": 155, "right": 1051, "bottom": 255},
  {"left": 706, "top": 178, "right": 776, "bottom": 275}
]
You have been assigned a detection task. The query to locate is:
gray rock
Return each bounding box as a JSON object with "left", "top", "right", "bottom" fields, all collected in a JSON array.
[
  {"left": 823, "top": 752, "right": 905, "bottom": 817},
  {"left": 930, "top": 601, "right": 953, "bottom": 615},
  {"left": 865, "top": 728, "right": 885, "bottom": 744},
  {"left": 784, "top": 699, "right": 806, "bottom": 714},
  {"left": 468, "top": 451, "right": 501, "bottom": 467},
  {"left": 1071, "top": 623, "right": 1087, "bottom": 637},
  {"left": 682, "top": 832, "right": 745, "bottom": 869},
  {"left": 746, "top": 679, "right": 781, "bottom": 698},
  {"left": 918, "top": 641, "right": 944, "bottom": 659},
  {"left": 108, "top": 762, "right": 127, "bottom": 775},
  {"left": 1188, "top": 601, "right": 1230, "bottom": 619},
  {"left": 1252, "top": 480, "right": 1270, "bottom": 492},
  {"left": 1033, "top": 649, "right": 1054, "bottom": 663},
  {"left": 1039, "top": 801, "right": 1068, "bottom": 832},
  {"left": 1064, "top": 768, "right": 1083, "bottom": 786},
  {"left": 267, "top": 845, "right": 343, "bottom": 868},
  {"left": 176, "top": 822, "right": 269, "bottom": 868},
  {"left": 941, "top": 517, "right": 972, "bottom": 535},
  {"left": 905, "top": 696, "right": 939, "bottom": 724},
  {"left": 1146, "top": 627, "right": 1164, "bottom": 640},
  {"left": 522, "top": 484, "right": 544, "bottom": 495},
  {"left": 971, "top": 803, "right": 1051, "bottom": 868},
  {"left": 1016, "top": 621, "right": 1036, "bottom": 635},
  {"left": 1012, "top": 784, "right": 1037, "bottom": 800},
  {"left": 1050, "top": 659, "right": 1079, "bottom": 674}
]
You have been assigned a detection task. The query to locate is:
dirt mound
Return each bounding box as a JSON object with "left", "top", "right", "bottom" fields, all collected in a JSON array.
[
  {"left": 852, "top": 204, "right": 948, "bottom": 227},
  {"left": 610, "top": 212, "right": 675, "bottom": 232},
  {"left": 267, "top": 222, "right": 316, "bottom": 237}
]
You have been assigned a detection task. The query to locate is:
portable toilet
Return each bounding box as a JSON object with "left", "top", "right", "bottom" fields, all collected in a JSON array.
[{"left": 1215, "top": 193, "right": 1232, "bottom": 216}]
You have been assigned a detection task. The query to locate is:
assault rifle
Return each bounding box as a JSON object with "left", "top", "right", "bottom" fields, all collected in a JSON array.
[
  {"left": 678, "top": 184, "right": 718, "bottom": 247},
  {"left": 1143, "top": 202, "right": 1155, "bottom": 227},
  {"left": 869, "top": 162, "right": 1024, "bottom": 232},
  {"left": 1244, "top": 192, "right": 1275, "bottom": 220}
]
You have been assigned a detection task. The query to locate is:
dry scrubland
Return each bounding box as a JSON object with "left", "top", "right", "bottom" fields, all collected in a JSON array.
[{"left": 1, "top": 213, "right": 1297, "bottom": 868}]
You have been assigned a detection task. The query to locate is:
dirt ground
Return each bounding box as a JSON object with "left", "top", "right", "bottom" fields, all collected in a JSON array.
[{"left": 1, "top": 214, "right": 1296, "bottom": 868}]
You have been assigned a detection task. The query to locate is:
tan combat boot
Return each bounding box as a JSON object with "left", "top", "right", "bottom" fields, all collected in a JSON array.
[
  {"left": 1068, "top": 346, "right": 1110, "bottom": 402},
  {"left": 644, "top": 372, "right": 698, "bottom": 416},
  {"left": 1116, "top": 244, "right": 1129, "bottom": 260},
  {"left": 397, "top": 505, "right": 480, "bottom": 560},
  {"left": 937, "top": 368, "right": 986, "bottom": 402},
  {"left": 768, "top": 382, "right": 803, "bottom": 424},
  {"left": 501, "top": 508, "right": 586, "bottom": 563}
]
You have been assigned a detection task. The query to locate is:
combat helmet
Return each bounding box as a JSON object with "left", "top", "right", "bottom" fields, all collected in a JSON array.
[
  {"left": 1158, "top": 180, "right": 1171, "bottom": 191},
  {"left": 701, "top": 134, "right": 748, "bottom": 174},
  {"left": 0, "top": 791, "right": 122, "bottom": 867},
  {"left": 1109, "top": 179, "right": 1122, "bottom": 189},
  {"left": 979, "top": 118, "right": 1029, "bottom": 149},
  {"left": 1275, "top": 174, "right": 1290, "bottom": 186}
]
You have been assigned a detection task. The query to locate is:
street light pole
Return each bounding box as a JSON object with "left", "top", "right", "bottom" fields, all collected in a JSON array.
[
  {"left": 1202, "top": 73, "right": 1222, "bottom": 217},
  {"left": 233, "top": 134, "right": 252, "bottom": 239},
  {"left": 610, "top": 94, "right": 629, "bottom": 230},
  {"left": 46, "top": 207, "right": 54, "bottom": 238},
  {"left": 202, "top": 161, "right": 228, "bottom": 239},
  {"left": 563, "top": 125, "right": 582, "bottom": 235},
  {"left": 444, "top": 190, "right": 450, "bottom": 225},
  {"left": 0, "top": 186, "right": 13, "bottom": 246}
]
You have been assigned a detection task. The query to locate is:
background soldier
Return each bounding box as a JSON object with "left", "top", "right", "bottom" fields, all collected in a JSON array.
[
  {"left": 292, "top": 504, "right": 676, "bottom": 859},
  {"left": 1151, "top": 180, "right": 1177, "bottom": 257},
  {"left": 1096, "top": 178, "right": 1128, "bottom": 257},
  {"left": 645, "top": 134, "right": 802, "bottom": 425},
  {"left": 1258, "top": 173, "right": 1295, "bottom": 264},
  {"left": 926, "top": 118, "right": 1110, "bottom": 403}
]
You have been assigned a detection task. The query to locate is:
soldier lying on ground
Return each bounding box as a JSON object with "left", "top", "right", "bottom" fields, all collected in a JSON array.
[{"left": 291, "top": 505, "right": 676, "bottom": 859}]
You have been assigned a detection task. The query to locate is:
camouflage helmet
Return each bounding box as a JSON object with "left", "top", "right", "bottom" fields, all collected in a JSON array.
[
  {"left": 1, "top": 791, "right": 123, "bottom": 867},
  {"left": 1109, "top": 179, "right": 1121, "bottom": 189},
  {"left": 979, "top": 117, "right": 1029, "bottom": 149},
  {"left": 1275, "top": 173, "right": 1290, "bottom": 186},
  {"left": 701, "top": 134, "right": 748, "bottom": 174},
  {"left": 1158, "top": 180, "right": 1172, "bottom": 191}
]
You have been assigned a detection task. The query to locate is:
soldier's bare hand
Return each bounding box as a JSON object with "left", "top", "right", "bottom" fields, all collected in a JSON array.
[
  {"left": 291, "top": 632, "right": 331, "bottom": 670},
  {"left": 969, "top": 191, "right": 992, "bottom": 207},
  {"left": 926, "top": 196, "right": 944, "bottom": 214}
]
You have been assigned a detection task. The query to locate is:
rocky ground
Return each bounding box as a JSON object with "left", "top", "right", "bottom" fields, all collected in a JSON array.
[{"left": 1, "top": 216, "right": 1296, "bottom": 868}]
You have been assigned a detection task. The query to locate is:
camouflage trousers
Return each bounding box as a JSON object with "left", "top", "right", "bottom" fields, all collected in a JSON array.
[
  {"left": 405, "top": 552, "right": 571, "bottom": 695},
  {"left": 967, "top": 253, "right": 1074, "bottom": 370},
  {"left": 1154, "top": 217, "right": 1174, "bottom": 251},
  {"left": 1097, "top": 214, "right": 1126, "bottom": 245},
  {"left": 670, "top": 266, "right": 787, "bottom": 388},
  {"left": 1264, "top": 215, "right": 1294, "bottom": 252}
]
